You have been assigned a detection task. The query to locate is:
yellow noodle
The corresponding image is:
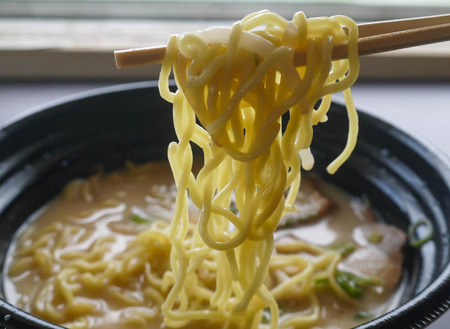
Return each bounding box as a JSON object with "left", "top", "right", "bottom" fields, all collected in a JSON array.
[
  {"left": 157, "top": 10, "right": 359, "bottom": 329},
  {"left": 8, "top": 10, "right": 360, "bottom": 329}
]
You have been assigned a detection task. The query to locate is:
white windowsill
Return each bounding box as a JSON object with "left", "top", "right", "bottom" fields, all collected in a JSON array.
[{"left": 1, "top": 18, "right": 450, "bottom": 80}]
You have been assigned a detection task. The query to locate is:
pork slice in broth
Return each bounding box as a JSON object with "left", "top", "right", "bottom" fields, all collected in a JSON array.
[
  {"left": 278, "top": 177, "right": 334, "bottom": 229},
  {"left": 341, "top": 223, "right": 407, "bottom": 289}
]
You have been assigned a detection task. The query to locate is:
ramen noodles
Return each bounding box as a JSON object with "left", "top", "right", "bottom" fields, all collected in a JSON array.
[{"left": 5, "top": 9, "right": 406, "bottom": 329}]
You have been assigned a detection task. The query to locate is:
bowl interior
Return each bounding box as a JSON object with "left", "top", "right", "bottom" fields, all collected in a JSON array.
[{"left": 0, "top": 81, "right": 448, "bottom": 329}]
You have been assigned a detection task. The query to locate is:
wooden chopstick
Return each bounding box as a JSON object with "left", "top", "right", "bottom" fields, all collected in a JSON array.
[
  {"left": 295, "top": 21, "right": 450, "bottom": 65},
  {"left": 114, "top": 14, "right": 450, "bottom": 69},
  {"left": 357, "top": 13, "right": 450, "bottom": 37},
  {"left": 115, "top": 46, "right": 166, "bottom": 69}
]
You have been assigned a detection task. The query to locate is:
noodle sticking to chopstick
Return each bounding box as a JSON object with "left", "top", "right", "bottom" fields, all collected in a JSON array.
[{"left": 158, "top": 10, "right": 359, "bottom": 329}]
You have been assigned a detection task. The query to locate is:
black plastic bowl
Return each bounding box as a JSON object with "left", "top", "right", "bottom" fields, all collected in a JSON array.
[{"left": 0, "top": 81, "right": 448, "bottom": 329}]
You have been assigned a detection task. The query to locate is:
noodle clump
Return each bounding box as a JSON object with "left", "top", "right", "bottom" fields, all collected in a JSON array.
[
  {"left": 158, "top": 9, "right": 359, "bottom": 328},
  {"left": 8, "top": 10, "right": 361, "bottom": 329}
]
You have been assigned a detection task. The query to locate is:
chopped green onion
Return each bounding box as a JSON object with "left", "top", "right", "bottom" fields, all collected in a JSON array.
[
  {"left": 367, "top": 231, "right": 383, "bottom": 244},
  {"left": 261, "top": 308, "right": 271, "bottom": 323},
  {"left": 335, "top": 270, "right": 372, "bottom": 298},
  {"left": 314, "top": 277, "right": 328, "bottom": 285},
  {"left": 329, "top": 241, "right": 356, "bottom": 257},
  {"left": 354, "top": 310, "right": 373, "bottom": 320},
  {"left": 131, "top": 214, "right": 152, "bottom": 224},
  {"left": 314, "top": 277, "right": 331, "bottom": 290},
  {"left": 408, "top": 219, "right": 433, "bottom": 248}
]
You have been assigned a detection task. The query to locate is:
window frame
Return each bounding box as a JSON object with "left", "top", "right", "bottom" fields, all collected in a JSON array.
[
  {"left": 1, "top": 1, "right": 449, "bottom": 80},
  {"left": 1, "top": 1, "right": 449, "bottom": 21}
]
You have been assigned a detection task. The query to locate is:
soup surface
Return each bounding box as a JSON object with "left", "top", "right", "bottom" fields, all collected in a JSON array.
[{"left": 4, "top": 162, "right": 406, "bottom": 329}]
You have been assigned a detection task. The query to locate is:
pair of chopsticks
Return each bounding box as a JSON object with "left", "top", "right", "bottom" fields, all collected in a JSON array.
[{"left": 114, "top": 14, "right": 450, "bottom": 69}]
